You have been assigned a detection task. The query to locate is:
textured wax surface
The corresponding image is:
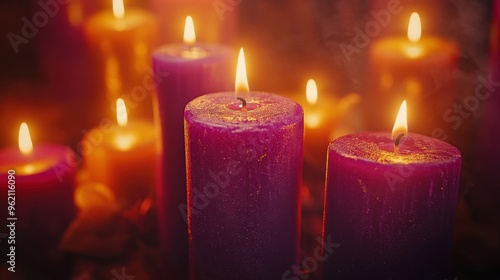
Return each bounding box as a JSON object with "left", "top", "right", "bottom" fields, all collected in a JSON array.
[
  {"left": 185, "top": 91, "right": 304, "bottom": 128},
  {"left": 323, "top": 132, "right": 462, "bottom": 280},
  {"left": 331, "top": 132, "right": 462, "bottom": 164},
  {"left": 185, "top": 92, "right": 303, "bottom": 280}
]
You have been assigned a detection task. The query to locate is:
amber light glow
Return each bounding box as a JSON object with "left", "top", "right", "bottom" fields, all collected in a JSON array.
[
  {"left": 406, "top": 12, "right": 423, "bottom": 58},
  {"left": 407, "top": 12, "right": 422, "bottom": 43},
  {"left": 235, "top": 48, "right": 250, "bottom": 96},
  {"left": 115, "top": 98, "right": 136, "bottom": 150},
  {"left": 18, "top": 122, "right": 33, "bottom": 156},
  {"left": 113, "top": 0, "right": 125, "bottom": 19},
  {"left": 306, "top": 79, "right": 318, "bottom": 105},
  {"left": 392, "top": 100, "right": 408, "bottom": 139},
  {"left": 305, "top": 79, "right": 322, "bottom": 128},
  {"left": 184, "top": 16, "right": 196, "bottom": 45},
  {"left": 116, "top": 98, "right": 128, "bottom": 127}
]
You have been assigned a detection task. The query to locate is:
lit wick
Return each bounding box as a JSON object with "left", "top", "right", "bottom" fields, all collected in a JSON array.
[
  {"left": 394, "top": 133, "right": 405, "bottom": 153},
  {"left": 392, "top": 100, "right": 407, "bottom": 153},
  {"left": 237, "top": 97, "right": 247, "bottom": 115}
]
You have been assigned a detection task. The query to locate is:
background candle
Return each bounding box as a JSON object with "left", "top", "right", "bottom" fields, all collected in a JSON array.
[
  {"left": 290, "top": 79, "right": 361, "bottom": 210},
  {"left": 322, "top": 102, "right": 462, "bottom": 279},
  {"left": 366, "top": 12, "right": 459, "bottom": 135},
  {"left": 84, "top": 0, "right": 159, "bottom": 119},
  {"left": 152, "top": 17, "right": 233, "bottom": 276},
  {"left": 184, "top": 91, "right": 303, "bottom": 280},
  {"left": 149, "top": 0, "right": 238, "bottom": 44},
  {"left": 0, "top": 123, "right": 76, "bottom": 276},
  {"left": 84, "top": 99, "right": 156, "bottom": 209},
  {"left": 300, "top": 79, "right": 336, "bottom": 168}
]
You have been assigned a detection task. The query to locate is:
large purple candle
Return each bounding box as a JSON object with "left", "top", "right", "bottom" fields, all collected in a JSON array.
[
  {"left": 184, "top": 90, "right": 303, "bottom": 279},
  {"left": 322, "top": 102, "right": 461, "bottom": 279},
  {"left": 152, "top": 17, "right": 233, "bottom": 276}
]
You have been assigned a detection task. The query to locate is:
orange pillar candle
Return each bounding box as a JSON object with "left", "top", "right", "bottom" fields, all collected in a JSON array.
[
  {"left": 367, "top": 12, "right": 459, "bottom": 135},
  {"left": 301, "top": 79, "right": 337, "bottom": 168},
  {"left": 291, "top": 80, "right": 361, "bottom": 209},
  {"left": 84, "top": 0, "right": 159, "bottom": 118},
  {"left": 292, "top": 79, "right": 361, "bottom": 169},
  {"left": 84, "top": 99, "right": 157, "bottom": 209}
]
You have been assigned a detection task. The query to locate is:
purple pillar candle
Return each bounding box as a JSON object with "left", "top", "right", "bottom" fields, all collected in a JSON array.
[
  {"left": 322, "top": 102, "right": 461, "bottom": 279},
  {"left": 152, "top": 17, "right": 233, "bottom": 275},
  {"left": 184, "top": 89, "right": 303, "bottom": 279}
]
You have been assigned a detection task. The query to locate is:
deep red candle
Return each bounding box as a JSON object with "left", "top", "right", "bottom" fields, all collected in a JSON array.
[{"left": 0, "top": 123, "right": 76, "bottom": 273}]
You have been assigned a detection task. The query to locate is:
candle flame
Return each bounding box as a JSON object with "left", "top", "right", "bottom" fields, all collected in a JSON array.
[
  {"left": 392, "top": 100, "right": 408, "bottom": 139},
  {"left": 306, "top": 79, "right": 318, "bottom": 105},
  {"left": 408, "top": 12, "right": 421, "bottom": 43},
  {"left": 235, "top": 48, "right": 250, "bottom": 96},
  {"left": 113, "top": 0, "right": 125, "bottom": 19},
  {"left": 18, "top": 122, "right": 33, "bottom": 156},
  {"left": 183, "top": 16, "right": 196, "bottom": 45},
  {"left": 116, "top": 98, "right": 128, "bottom": 127}
]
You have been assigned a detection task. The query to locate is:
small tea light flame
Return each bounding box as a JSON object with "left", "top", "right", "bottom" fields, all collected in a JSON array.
[
  {"left": 113, "top": 0, "right": 125, "bottom": 19},
  {"left": 116, "top": 98, "right": 128, "bottom": 127},
  {"left": 408, "top": 12, "right": 421, "bottom": 43},
  {"left": 183, "top": 16, "right": 196, "bottom": 45},
  {"left": 18, "top": 122, "right": 33, "bottom": 156},
  {"left": 235, "top": 48, "right": 250, "bottom": 97},
  {"left": 306, "top": 79, "right": 318, "bottom": 105},
  {"left": 392, "top": 100, "right": 408, "bottom": 147}
]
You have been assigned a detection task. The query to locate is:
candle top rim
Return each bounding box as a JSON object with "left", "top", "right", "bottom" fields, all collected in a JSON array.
[
  {"left": 153, "top": 43, "right": 233, "bottom": 61},
  {"left": 88, "top": 120, "right": 156, "bottom": 151},
  {"left": 329, "top": 132, "right": 461, "bottom": 165},
  {"left": 0, "top": 143, "right": 74, "bottom": 177},
  {"left": 373, "top": 35, "right": 458, "bottom": 45},
  {"left": 371, "top": 36, "right": 459, "bottom": 59},
  {"left": 185, "top": 91, "right": 303, "bottom": 130},
  {"left": 85, "top": 9, "right": 157, "bottom": 31}
]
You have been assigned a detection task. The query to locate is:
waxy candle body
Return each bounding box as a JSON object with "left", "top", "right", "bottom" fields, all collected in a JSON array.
[
  {"left": 153, "top": 44, "right": 233, "bottom": 273},
  {"left": 323, "top": 132, "right": 461, "bottom": 279},
  {"left": 184, "top": 92, "right": 303, "bottom": 280},
  {"left": 84, "top": 120, "right": 156, "bottom": 209},
  {"left": 0, "top": 144, "right": 76, "bottom": 270},
  {"left": 84, "top": 8, "right": 159, "bottom": 118}
]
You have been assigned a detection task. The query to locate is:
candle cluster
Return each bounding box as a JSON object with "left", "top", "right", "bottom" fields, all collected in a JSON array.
[{"left": 0, "top": 2, "right": 467, "bottom": 280}]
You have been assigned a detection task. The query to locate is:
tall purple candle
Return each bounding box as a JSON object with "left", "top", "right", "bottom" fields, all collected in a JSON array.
[
  {"left": 152, "top": 17, "right": 233, "bottom": 275},
  {"left": 184, "top": 88, "right": 303, "bottom": 279},
  {"left": 322, "top": 102, "right": 461, "bottom": 279}
]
